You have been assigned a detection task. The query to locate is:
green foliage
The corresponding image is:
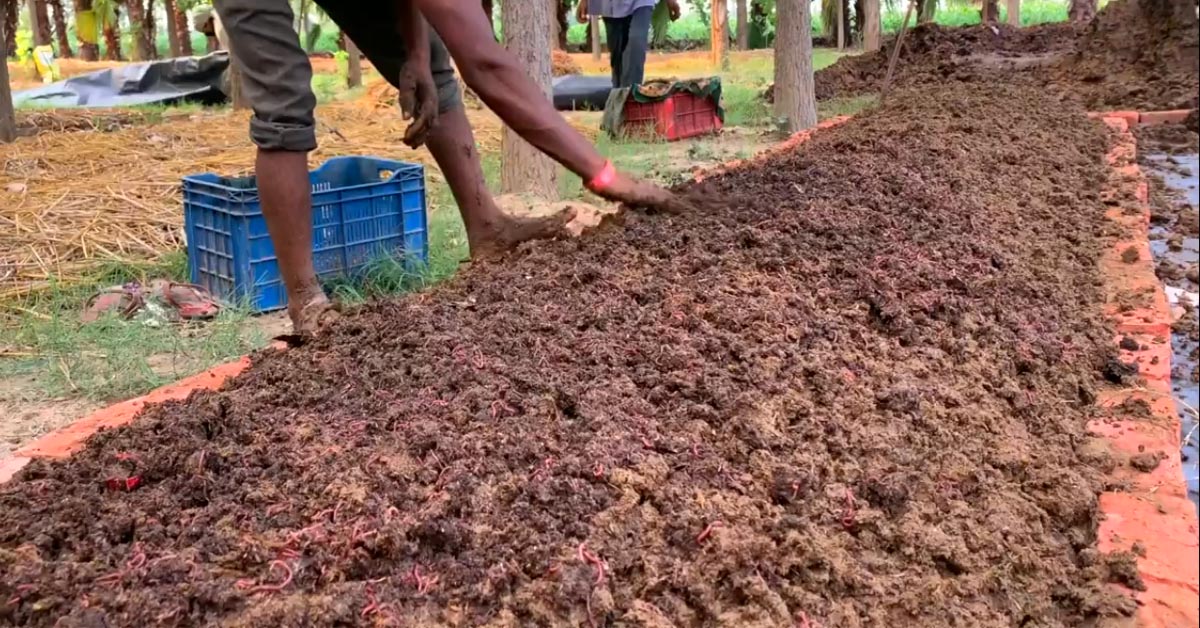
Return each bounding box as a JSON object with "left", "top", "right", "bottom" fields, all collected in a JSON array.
[
  {"left": 570, "top": 0, "right": 1074, "bottom": 46},
  {"left": 881, "top": 0, "right": 1069, "bottom": 30},
  {"left": 91, "top": 0, "right": 119, "bottom": 28},
  {"left": 0, "top": 252, "right": 263, "bottom": 402},
  {"left": 333, "top": 48, "right": 349, "bottom": 77},
  {"left": 312, "top": 28, "right": 341, "bottom": 53},
  {"left": 651, "top": 1, "right": 672, "bottom": 46}
]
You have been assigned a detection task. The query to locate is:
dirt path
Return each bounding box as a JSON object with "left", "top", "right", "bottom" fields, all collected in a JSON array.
[{"left": 0, "top": 84, "right": 1135, "bottom": 626}]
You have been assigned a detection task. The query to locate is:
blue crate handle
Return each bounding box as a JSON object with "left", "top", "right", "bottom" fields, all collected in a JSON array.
[
  {"left": 184, "top": 156, "right": 422, "bottom": 199},
  {"left": 315, "top": 156, "right": 423, "bottom": 188}
]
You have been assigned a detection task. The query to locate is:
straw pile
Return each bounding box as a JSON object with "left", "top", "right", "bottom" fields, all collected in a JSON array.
[
  {"left": 552, "top": 49, "right": 581, "bottom": 76},
  {"left": 0, "top": 101, "right": 600, "bottom": 301},
  {"left": 15, "top": 110, "right": 155, "bottom": 135}
]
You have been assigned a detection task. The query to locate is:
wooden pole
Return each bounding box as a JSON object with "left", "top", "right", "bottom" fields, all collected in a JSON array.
[
  {"left": 864, "top": 0, "right": 881, "bottom": 52},
  {"left": 1, "top": 16, "right": 17, "bottom": 143},
  {"left": 165, "top": 0, "right": 182, "bottom": 57},
  {"left": 213, "top": 11, "right": 249, "bottom": 109},
  {"left": 346, "top": 38, "right": 362, "bottom": 88},
  {"left": 710, "top": 0, "right": 728, "bottom": 70},
  {"left": 590, "top": 15, "right": 600, "bottom": 60},
  {"left": 27, "top": 0, "right": 50, "bottom": 46},
  {"left": 1005, "top": 0, "right": 1020, "bottom": 26},
  {"left": 836, "top": 0, "right": 844, "bottom": 50},
  {"left": 736, "top": 0, "right": 748, "bottom": 50},
  {"left": 880, "top": 0, "right": 914, "bottom": 101}
]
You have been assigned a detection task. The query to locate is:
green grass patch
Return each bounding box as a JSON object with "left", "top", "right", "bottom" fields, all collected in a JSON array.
[
  {"left": 820, "top": 94, "right": 878, "bottom": 119},
  {"left": 0, "top": 253, "right": 263, "bottom": 402},
  {"left": 720, "top": 48, "right": 847, "bottom": 127}
]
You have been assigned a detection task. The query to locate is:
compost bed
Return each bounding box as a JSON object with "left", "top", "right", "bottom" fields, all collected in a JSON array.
[
  {"left": 809, "top": 0, "right": 1199, "bottom": 112},
  {"left": 1, "top": 84, "right": 1137, "bottom": 626}
]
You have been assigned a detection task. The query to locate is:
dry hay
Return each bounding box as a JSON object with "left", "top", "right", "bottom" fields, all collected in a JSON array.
[
  {"left": 14, "top": 109, "right": 157, "bottom": 136},
  {"left": 552, "top": 49, "right": 581, "bottom": 76},
  {"left": 0, "top": 101, "right": 598, "bottom": 302}
]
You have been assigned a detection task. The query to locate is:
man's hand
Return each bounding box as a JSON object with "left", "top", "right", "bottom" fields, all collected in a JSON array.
[
  {"left": 667, "top": 0, "right": 681, "bottom": 21},
  {"left": 396, "top": 59, "right": 438, "bottom": 148},
  {"left": 592, "top": 169, "right": 690, "bottom": 213},
  {"left": 575, "top": 0, "right": 588, "bottom": 23}
]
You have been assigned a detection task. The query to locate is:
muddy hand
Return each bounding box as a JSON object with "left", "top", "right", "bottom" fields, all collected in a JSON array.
[
  {"left": 590, "top": 167, "right": 692, "bottom": 213},
  {"left": 396, "top": 60, "right": 439, "bottom": 148}
]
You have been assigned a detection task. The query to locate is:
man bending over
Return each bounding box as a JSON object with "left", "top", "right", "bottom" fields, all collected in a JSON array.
[{"left": 214, "top": 0, "right": 682, "bottom": 333}]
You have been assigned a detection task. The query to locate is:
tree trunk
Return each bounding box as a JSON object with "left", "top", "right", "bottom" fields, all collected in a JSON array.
[
  {"left": 48, "top": 0, "right": 72, "bottom": 56},
  {"left": 126, "top": 0, "right": 154, "bottom": 60},
  {"left": 916, "top": 0, "right": 936, "bottom": 24},
  {"left": 774, "top": 0, "right": 817, "bottom": 132},
  {"left": 736, "top": 0, "right": 749, "bottom": 49},
  {"left": 500, "top": 0, "right": 557, "bottom": 199},
  {"left": 836, "top": 0, "right": 845, "bottom": 49},
  {"left": 590, "top": 15, "right": 601, "bottom": 59},
  {"left": 29, "top": 0, "right": 53, "bottom": 46},
  {"left": 73, "top": 0, "right": 99, "bottom": 60},
  {"left": 144, "top": 0, "right": 157, "bottom": 57},
  {"left": 4, "top": 0, "right": 18, "bottom": 58},
  {"left": 711, "top": 0, "right": 728, "bottom": 69},
  {"left": 1005, "top": 0, "right": 1020, "bottom": 25},
  {"left": 229, "top": 63, "right": 248, "bottom": 108},
  {"left": 554, "top": 0, "right": 568, "bottom": 50},
  {"left": 214, "top": 10, "right": 248, "bottom": 109},
  {"left": 0, "top": 14, "right": 17, "bottom": 143},
  {"left": 980, "top": 0, "right": 999, "bottom": 23},
  {"left": 1067, "top": 0, "right": 1095, "bottom": 23},
  {"left": 863, "top": 0, "right": 880, "bottom": 51},
  {"left": 103, "top": 4, "right": 121, "bottom": 60},
  {"left": 853, "top": 0, "right": 864, "bottom": 44},
  {"left": 346, "top": 37, "right": 362, "bottom": 87},
  {"left": 174, "top": 1, "right": 191, "bottom": 55},
  {"left": 163, "top": 0, "right": 181, "bottom": 56}
]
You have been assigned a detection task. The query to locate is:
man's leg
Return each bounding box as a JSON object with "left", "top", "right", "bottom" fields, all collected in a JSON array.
[
  {"left": 425, "top": 104, "right": 573, "bottom": 258},
  {"left": 214, "top": 0, "right": 331, "bottom": 333},
  {"left": 256, "top": 150, "right": 330, "bottom": 327},
  {"left": 603, "top": 16, "right": 626, "bottom": 89},
  {"left": 621, "top": 6, "right": 653, "bottom": 88},
  {"left": 319, "top": 4, "right": 573, "bottom": 258}
]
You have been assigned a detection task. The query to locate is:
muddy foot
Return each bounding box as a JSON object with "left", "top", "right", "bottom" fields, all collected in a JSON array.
[
  {"left": 283, "top": 295, "right": 340, "bottom": 343},
  {"left": 471, "top": 207, "right": 578, "bottom": 259}
]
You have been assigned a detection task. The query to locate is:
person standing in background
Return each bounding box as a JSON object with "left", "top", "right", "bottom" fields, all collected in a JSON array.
[{"left": 577, "top": 0, "right": 680, "bottom": 89}]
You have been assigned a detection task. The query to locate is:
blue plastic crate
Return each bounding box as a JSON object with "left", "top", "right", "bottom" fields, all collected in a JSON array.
[{"left": 183, "top": 156, "right": 428, "bottom": 313}]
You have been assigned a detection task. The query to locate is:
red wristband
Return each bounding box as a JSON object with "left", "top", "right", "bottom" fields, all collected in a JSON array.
[{"left": 585, "top": 160, "right": 617, "bottom": 193}]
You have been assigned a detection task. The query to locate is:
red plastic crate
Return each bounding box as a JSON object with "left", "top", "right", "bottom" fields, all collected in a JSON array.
[{"left": 620, "top": 91, "right": 723, "bottom": 141}]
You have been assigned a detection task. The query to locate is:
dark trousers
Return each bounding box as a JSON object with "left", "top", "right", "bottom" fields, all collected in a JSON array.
[{"left": 603, "top": 6, "right": 653, "bottom": 89}]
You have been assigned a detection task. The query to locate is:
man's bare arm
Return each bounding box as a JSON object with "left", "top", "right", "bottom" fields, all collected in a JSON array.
[
  {"left": 397, "top": 0, "right": 430, "bottom": 63},
  {"left": 412, "top": 0, "right": 608, "bottom": 181},
  {"left": 395, "top": 0, "right": 437, "bottom": 146}
]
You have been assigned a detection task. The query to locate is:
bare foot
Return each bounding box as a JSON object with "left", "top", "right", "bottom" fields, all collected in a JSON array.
[
  {"left": 285, "top": 293, "right": 340, "bottom": 341},
  {"left": 469, "top": 207, "right": 578, "bottom": 259}
]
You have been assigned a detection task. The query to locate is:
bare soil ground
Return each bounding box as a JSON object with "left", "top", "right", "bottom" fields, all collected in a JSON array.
[{"left": 0, "top": 83, "right": 1140, "bottom": 626}]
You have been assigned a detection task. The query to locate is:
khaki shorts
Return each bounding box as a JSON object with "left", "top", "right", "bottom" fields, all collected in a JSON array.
[{"left": 214, "top": 0, "right": 462, "bottom": 152}]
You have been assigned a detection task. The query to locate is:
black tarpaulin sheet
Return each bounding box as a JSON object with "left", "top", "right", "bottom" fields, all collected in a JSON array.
[
  {"left": 552, "top": 74, "right": 612, "bottom": 111},
  {"left": 13, "top": 53, "right": 231, "bottom": 108}
]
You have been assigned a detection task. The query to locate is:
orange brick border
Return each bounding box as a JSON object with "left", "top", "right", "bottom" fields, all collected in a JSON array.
[
  {"left": 1, "top": 111, "right": 1197, "bottom": 624},
  {"left": 1093, "top": 113, "right": 1199, "bottom": 628},
  {"left": 1088, "top": 109, "right": 1195, "bottom": 127}
]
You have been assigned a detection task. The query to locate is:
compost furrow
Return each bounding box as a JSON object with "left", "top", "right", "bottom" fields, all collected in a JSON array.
[{"left": 1, "top": 84, "right": 1133, "bottom": 627}]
